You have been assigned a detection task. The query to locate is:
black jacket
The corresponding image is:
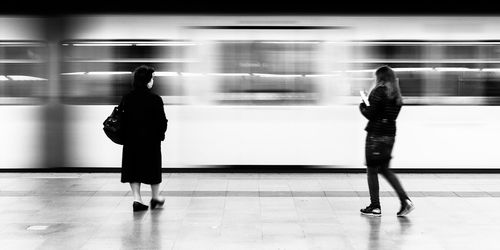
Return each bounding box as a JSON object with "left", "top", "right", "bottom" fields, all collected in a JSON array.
[{"left": 359, "top": 85, "right": 401, "bottom": 136}]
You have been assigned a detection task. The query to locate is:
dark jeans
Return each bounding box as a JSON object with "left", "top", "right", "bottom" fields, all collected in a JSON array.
[{"left": 365, "top": 134, "right": 408, "bottom": 207}]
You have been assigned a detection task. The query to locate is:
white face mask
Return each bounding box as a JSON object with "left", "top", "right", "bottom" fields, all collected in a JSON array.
[{"left": 147, "top": 78, "right": 154, "bottom": 89}]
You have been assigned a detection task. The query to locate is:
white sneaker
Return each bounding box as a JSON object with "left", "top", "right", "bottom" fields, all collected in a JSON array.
[{"left": 360, "top": 205, "right": 382, "bottom": 217}]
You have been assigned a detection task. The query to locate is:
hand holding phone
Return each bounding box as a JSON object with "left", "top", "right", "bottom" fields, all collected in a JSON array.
[{"left": 360, "top": 90, "right": 370, "bottom": 106}]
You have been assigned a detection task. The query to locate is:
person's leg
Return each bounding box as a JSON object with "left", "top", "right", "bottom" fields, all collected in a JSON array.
[
  {"left": 367, "top": 166, "right": 381, "bottom": 208},
  {"left": 379, "top": 162, "right": 415, "bottom": 216},
  {"left": 150, "top": 183, "right": 165, "bottom": 209},
  {"left": 361, "top": 165, "right": 382, "bottom": 216},
  {"left": 379, "top": 161, "right": 409, "bottom": 203},
  {"left": 130, "top": 182, "right": 143, "bottom": 203},
  {"left": 151, "top": 184, "right": 162, "bottom": 200}
]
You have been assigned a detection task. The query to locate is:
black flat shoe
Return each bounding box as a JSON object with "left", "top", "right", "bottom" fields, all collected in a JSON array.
[
  {"left": 150, "top": 198, "right": 165, "bottom": 209},
  {"left": 133, "top": 201, "right": 148, "bottom": 212}
]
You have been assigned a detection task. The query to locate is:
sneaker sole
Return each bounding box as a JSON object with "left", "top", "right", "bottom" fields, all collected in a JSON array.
[
  {"left": 397, "top": 205, "right": 415, "bottom": 217},
  {"left": 360, "top": 212, "right": 381, "bottom": 217}
]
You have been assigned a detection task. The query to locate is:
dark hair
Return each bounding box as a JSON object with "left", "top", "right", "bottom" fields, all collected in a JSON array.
[
  {"left": 375, "top": 65, "right": 403, "bottom": 105},
  {"left": 132, "top": 65, "right": 155, "bottom": 89}
]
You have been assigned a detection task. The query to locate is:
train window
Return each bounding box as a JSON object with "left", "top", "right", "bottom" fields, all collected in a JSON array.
[
  {"left": 440, "top": 45, "right": 480, "bottom": 60},
  {"left": 347, "top": 43, "right": 429, "bottom": 98},
  {"left": 0, "top": 42, "right": 48, "bottom": 104},
  {"left": 345, "top": 42, "right": 500, "bottom": 104},
  {"left": 459, "top": 71, "right": 500, "bottom": 98},
  {"left": 481, "top": 45, "right": 500, "bottom": 60},
  {"left": 215, "top": 41, "right": 320, "bottom": 105},
  {"left": 429, "top": 43, "right": 500, "bottom": 102},
  {"left": 60, "top": 41, "right": 192, "bottom": 105},
  {"left": 352, "top": 43, "right": 424, "bottom": 61}
]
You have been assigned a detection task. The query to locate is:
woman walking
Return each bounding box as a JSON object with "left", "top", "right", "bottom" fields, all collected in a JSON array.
[
  {"left": 121, "top": 65, "right": 168, "bottom": 212},
  {"left": 359, "top": 65, "right": 414, "bottom": 217}
]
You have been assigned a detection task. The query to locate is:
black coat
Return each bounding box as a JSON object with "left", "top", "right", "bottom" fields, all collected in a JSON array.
[{"left": 120, "top": 88, "right": 168, "bottom": 184}]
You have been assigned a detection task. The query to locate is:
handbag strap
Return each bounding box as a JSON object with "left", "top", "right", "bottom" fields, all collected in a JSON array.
[{"left": 117, "top": 96, "right": 125, "bottom": 111}]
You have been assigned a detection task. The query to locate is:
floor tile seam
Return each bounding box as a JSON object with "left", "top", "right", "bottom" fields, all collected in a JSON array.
[
  {"left": 86, "top": 191, "right": 125, "bottom": 211},
  {"left": 2, "top": 190, "right": 500, "bottom": 197},
  {"left": 290, "top": 188, "right": 307, "bottom": 239},
  {"left": 219, "top": 177, "right": 229, "bottom": 231},
  {"left": 257, "top": 192, "right": 265, "bottom": 241}
]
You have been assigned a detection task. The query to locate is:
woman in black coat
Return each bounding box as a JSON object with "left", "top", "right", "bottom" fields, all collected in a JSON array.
[
  {"left": 359, "top": 66, "right": 414, "bottom": 217},
  {"left": 121, "top": 65, "right": 168, "bottom": 212}
]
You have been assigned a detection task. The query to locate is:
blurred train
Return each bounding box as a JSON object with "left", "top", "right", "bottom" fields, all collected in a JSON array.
[{"left": 3, "top": 15, "right": 500, "bottom": 170}]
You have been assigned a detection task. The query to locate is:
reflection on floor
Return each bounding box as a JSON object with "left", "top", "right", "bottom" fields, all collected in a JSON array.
[{"left": 0, "top": 172, "right": 499, "bottom": 249}]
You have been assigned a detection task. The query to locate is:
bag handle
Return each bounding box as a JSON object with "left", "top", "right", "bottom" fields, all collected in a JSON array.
[{"left": 117, "top": 97, "right": 125, "bottom": 111}]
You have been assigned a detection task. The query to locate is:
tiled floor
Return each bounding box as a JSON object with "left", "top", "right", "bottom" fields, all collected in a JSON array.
[{"left": 1, "top": 172, "right": 500, "bottom": 249}]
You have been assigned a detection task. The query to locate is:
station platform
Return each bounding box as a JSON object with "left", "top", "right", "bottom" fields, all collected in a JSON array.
[{"left": 0, "top": 172, "right": 499, "bottom": 250}]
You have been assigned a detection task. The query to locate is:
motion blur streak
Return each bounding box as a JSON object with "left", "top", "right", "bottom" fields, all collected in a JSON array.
[{"left": 2, "top": 15, "right": 500, "bottom": 169}]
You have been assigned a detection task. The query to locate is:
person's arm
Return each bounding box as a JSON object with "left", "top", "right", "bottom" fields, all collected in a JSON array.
[
  {"left": 156, "top": 96, "right": 168, "bottom": 141},
  {"left": 359, "top": 87, "right": 385, "bottom": 120},
  {"left": 120, "top": 95, "right": 128, "bottom": 140}
]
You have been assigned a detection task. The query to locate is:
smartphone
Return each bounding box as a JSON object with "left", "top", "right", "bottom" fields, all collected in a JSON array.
[{"left": 360, "top": 90, "right": 370, "bottom": 106}]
